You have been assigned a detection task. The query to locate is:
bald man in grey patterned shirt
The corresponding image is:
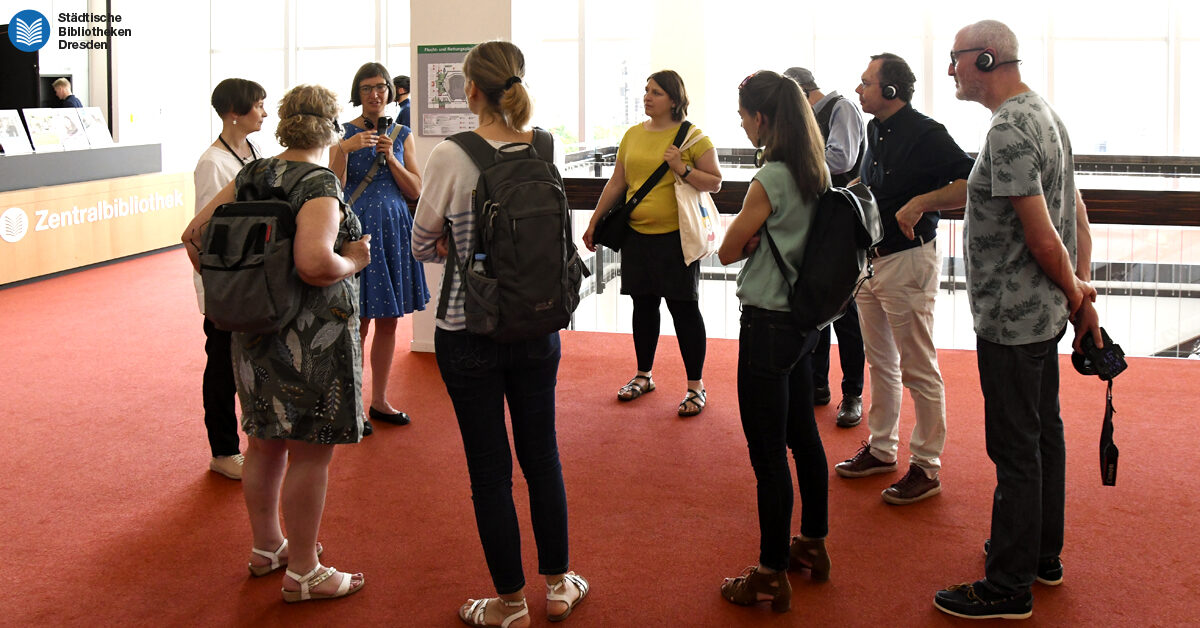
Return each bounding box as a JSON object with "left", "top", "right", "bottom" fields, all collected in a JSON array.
[{"left": 933, "top": 19, "right": 1103, "bottom": 621}]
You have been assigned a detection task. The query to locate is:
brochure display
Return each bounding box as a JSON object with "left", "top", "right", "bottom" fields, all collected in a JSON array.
[
  {"left": 23, "top": 108, "right": 91, "bottom": 151},
  {"left": 0, "top": 110, "right": 34, "bottom": 155},
  {"left": 78, "top": 108, "right": 114, "bottom": 146}
]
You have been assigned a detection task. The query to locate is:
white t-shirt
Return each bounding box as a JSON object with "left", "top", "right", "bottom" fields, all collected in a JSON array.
[{"left": 191, "top": 141, "right": 260, "bottom": 313}]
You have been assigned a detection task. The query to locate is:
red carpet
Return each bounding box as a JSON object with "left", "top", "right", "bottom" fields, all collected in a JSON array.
[{"left": 1, "top": 248, "right": 1196, "bottom": 626}]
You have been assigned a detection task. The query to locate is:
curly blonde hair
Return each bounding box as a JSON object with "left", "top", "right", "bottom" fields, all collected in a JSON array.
[{"left": 275, "top": 84, "right": 341, "bottom": 149}]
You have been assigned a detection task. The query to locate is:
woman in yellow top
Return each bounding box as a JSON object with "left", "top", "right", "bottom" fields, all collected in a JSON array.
[{"left": 582, "top": 70, "right": 722, "bottom": 417}]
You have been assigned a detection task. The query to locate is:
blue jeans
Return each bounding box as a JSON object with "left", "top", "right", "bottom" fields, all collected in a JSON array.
[
  {"left": 978, "top": 327, "right": 1066, "bottom": 594},
  {"left": 434, "top": 328, "right": 569, "bottom": 594},
  {"left": 737, "top": 307, "right": 828, "bottom": 572}
]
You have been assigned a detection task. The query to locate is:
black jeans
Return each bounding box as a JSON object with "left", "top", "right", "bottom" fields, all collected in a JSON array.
[
  {"left": 978, "top": 327, "right": 1066, "bottom": 594},
  {"left": 631, "top": 295, "right": 706, "bottom": 381},
  {"left": 202, "top": 317, "right": 240, "bottom": 457},
  {"left": 811, "top": 300, "right": 865, "bottom": 396},
  {"left": 434, "top": 328, "right": 569, "bottom": 594},
  {"left": 737, "top": 306, "right": 828, "bottom": 572}
]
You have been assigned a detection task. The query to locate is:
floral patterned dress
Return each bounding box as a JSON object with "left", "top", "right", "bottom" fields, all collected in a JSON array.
[{"left": 231, "top": 158, "right": 365, "bottom": 444}]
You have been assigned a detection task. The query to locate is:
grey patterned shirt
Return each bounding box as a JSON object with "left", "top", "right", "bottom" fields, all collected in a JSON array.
[{"left": 964, "top": 91, "right": 1078, "bottom": 345}]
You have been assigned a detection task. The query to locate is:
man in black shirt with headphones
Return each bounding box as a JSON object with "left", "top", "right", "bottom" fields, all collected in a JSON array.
[{"left": 832, "top": 53, "right": 974, "bottom": 506}]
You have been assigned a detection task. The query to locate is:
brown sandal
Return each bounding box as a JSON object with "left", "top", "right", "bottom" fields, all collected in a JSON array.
[
  {"left": 721, "top": 565, "right": 791, "bottom": 612},
  {"left": 678, "top": 388, "right": 706, "bottom": 417},
  {"left": 617, "top": 375, "right": 655, "bottom": 401}
]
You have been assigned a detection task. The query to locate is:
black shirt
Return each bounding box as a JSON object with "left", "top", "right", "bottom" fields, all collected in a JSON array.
[{"left": 859, "top": 103, "right": 974, "bottom": 250}]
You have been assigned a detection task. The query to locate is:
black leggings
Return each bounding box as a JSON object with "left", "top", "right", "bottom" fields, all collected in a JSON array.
[{"left": 631, "top": 295, "right": 706, "bottom": 381}]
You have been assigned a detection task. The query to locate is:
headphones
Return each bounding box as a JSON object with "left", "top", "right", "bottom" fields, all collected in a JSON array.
[
  {"left": 881, "top": 84, "right": 898, "bottom": 100},
  {"left": 975, "top": 48, "right": 1021, "bottom": 72}
]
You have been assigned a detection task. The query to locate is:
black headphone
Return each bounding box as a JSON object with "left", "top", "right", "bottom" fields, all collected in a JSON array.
[
  {"left": 881, "top": 84, "right": 898, "bottom": 100},
  {"left": 976, "top": 48, "right": 1021, "bottom": 73}
]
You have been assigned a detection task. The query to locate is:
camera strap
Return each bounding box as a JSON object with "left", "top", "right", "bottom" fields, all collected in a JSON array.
[
  {"left": 1099, "top": 379, "right": 1118, "bottom": 486},
  {"left": 347, "top": 123, "right": 403, "bottom": 206}
]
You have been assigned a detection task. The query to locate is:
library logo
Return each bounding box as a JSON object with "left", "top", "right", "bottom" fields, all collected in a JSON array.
[
  {"left": 8, "top": 10, "right": 49, "bottom": 52},
  {"left": 1, "top": 208, "right": 30, "bottom": 243}
]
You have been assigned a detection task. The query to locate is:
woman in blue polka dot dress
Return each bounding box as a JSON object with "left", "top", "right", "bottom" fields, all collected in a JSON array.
[{"left": 331, "top": 62, "right": 430, "bottom": 427}]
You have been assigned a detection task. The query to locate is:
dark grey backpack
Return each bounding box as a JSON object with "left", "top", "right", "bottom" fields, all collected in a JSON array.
[
  {"left": 437, "top": 129, "right": 588, "bottom": 342},
  {"left": 200, "top": 162, "right": 328, "bottom": 334}
]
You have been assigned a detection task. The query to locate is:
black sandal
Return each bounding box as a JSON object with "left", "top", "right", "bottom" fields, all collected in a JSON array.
[
  {"left": 617, "top": 375, "right": 655, "bottom": 401},
  {"left": 678, "top": 388, "right": 706, "bottom": 417}
]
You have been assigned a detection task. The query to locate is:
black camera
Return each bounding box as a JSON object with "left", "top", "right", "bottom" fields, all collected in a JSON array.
[
  {"left": 1072, "top": 327, "right": 1126, "bottom": 486},
  {"left": 1071, "top": 327, "right": 1127, "bottom": 381}
]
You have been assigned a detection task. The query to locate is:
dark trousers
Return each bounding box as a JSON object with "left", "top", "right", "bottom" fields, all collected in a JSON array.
[
  {"left": 434, "top": 328, "right": 569, "bottom": 594},
  {"left": 737, "top": 306, "right": 828, "bottom": 572},
  {"left": 202, "top": 317, "right": 240, "bottom": 457},
  {"left": 978, "top": 327, "right": 1066, "bottom": 594},
  {"left": 631, "top": 295, "right": 706, "bottom": 381},
  {"left": 811, "top": 300, "right": 865, "bottom": 396}
]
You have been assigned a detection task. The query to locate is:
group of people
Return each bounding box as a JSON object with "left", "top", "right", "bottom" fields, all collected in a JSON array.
[{"left": 181, "top": 17, "right": 1101, "bottom": 623}]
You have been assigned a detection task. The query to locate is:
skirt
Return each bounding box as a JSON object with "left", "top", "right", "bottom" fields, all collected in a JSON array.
[{"left": 619, "top": 229, "right": 700, "bottom": 301}]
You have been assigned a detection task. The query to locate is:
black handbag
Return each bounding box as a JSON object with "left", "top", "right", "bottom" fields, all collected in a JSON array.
[{"left": 592, "top": 121, "right": 692, "bottom": 251}]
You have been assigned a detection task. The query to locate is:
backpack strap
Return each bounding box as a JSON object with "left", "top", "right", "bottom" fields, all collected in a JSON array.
[{"left": 346, "top": 123, "right": 404, "bottom": 206}]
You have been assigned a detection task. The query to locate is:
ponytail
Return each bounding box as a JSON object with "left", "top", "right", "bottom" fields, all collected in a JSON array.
[
  {"left": 738, "top": 71, "right": 828, "bottom": 200},
  {"left": 464, "top": 40, "right": 532, "bottom": 130}
]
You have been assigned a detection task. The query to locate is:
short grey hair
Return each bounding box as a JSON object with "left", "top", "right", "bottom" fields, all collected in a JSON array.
[{"left": 964, "top": 20, "right": 1019, "bottom": 61}]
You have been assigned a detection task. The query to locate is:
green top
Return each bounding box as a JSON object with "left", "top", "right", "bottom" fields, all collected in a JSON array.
[{"left": 736, "top": 161, "right": 818, "bottom": 311}]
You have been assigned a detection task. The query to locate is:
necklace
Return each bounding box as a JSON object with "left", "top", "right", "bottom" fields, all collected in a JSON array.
[{"left": 218, "top": 135, "right": 258, "bottom": 165}]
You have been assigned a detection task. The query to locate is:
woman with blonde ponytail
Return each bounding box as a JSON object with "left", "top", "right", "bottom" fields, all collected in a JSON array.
[
  {"left": 716, "top": 70, "right": 833, "bottom": 613},
  {"left": 411, "top": 41, "right": 589, "bottom": 627}
]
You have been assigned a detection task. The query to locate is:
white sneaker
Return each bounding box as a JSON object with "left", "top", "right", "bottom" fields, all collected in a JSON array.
[{"left": 209, "top": 454, "right": 244, "bottom": 480}]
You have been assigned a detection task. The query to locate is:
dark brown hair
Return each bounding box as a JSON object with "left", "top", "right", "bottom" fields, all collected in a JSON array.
[
  {"left": 349, "top": 62, "right": 394, "bottom": 106},
  {"left": 647, "top": 69, "right": 688, "bottom": 121},
  {"left": 739, "top": 70, "right": 828, "bottom": 200}
]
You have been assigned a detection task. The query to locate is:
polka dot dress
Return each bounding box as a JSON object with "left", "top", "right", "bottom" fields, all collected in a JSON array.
[{"left": 343, "top": 122, "right": 430, "bottom": 319}]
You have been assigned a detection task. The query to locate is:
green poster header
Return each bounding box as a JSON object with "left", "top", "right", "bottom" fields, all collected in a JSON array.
[{"left": 417, "top": 44, "right": 476, "bottom": 54}]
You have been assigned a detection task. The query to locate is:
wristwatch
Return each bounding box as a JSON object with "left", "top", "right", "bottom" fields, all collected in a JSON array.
[{"left": 681, "top": 165, "right": 693, "bottom": 179}]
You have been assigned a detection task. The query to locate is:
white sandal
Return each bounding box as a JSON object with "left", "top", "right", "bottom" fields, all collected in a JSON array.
[
  {"left": 546, "top": 572, "right": 589, "bottom": 622},
  {"left": 247, "top": 538, "right": 323, "bottom": 577},
  {"left": 458, "top": 597, "right": 529, "bottom": 628},
  {"left": 281, "top": 563, "right": 364, "bottom": 603}
]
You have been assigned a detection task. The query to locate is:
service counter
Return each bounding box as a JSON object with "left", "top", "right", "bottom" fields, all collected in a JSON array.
[{"left": 0, "top": 144, "right": 193, "bottom": 285}]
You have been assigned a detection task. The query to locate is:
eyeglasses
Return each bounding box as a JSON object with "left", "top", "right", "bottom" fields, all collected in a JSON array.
[
  {"left": 359, "top": 83, "right": 389, "bottom": 95},
  {"left": 950, "top": 48, "right": 985, "bottom": 66},
  {"left": 739, "top": 72, "right": 760, "bottom": 91}
]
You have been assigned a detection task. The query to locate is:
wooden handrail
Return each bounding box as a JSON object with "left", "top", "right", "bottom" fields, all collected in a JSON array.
[{"left": 564, "top": 177, "right": 1200, "bottom": 227}]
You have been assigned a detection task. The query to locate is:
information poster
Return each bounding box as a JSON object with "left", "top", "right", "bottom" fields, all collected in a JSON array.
[
  {"left": 0, "top": 110, "right": 34, "bottom": 155},
  {"left": 417, "top": 44, "right": 479, "bottom": 137}
]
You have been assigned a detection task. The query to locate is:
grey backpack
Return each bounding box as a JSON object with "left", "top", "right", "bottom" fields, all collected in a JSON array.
[
  {"left": 200, "top": 162, "right": 328, "bottom": 334},
  {"left": 437, "top": 129, "right": 588, "bottom": 342}
]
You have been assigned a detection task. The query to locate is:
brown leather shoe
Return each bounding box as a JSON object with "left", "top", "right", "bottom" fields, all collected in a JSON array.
[
  {"left": 882, "top": 463, "right": 941, "bottom": 505},
  {"left": 835, "top": 442, "right": 897, "bottom": 478},
  {"left": 721, "top": 566, "right": 791, "bottom": 612},
  {"left": 788, "top": 536, "right": 831, "bottom": 581}
]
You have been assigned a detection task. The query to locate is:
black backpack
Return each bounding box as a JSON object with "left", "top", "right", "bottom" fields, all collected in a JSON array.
[
  {"left": 763, "top": 182, "right": 883, "bottom": 330},
  {"left": 200, "top": 161, "right": 329, "bottom": 334},
  {"left": 437, "top": 128, "right": 589, "bottom": 342}
]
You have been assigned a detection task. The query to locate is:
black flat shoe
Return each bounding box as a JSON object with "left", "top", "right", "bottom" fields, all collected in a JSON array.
[
  {"left": 362, "top": 419, "right": 374, "bottom": 437},
  {"left": 368, "top": 407, "right": 411, "bottom": 426}
]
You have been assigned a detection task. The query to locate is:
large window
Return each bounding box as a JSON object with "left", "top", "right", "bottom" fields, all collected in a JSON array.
[{"left": 514, "top": 0, "right": 1199, "bottom": 157}]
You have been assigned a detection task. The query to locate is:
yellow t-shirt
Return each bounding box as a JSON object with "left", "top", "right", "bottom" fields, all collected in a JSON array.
[{"left": 617, "top": 122, "right": 715, "bottom": 234}]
